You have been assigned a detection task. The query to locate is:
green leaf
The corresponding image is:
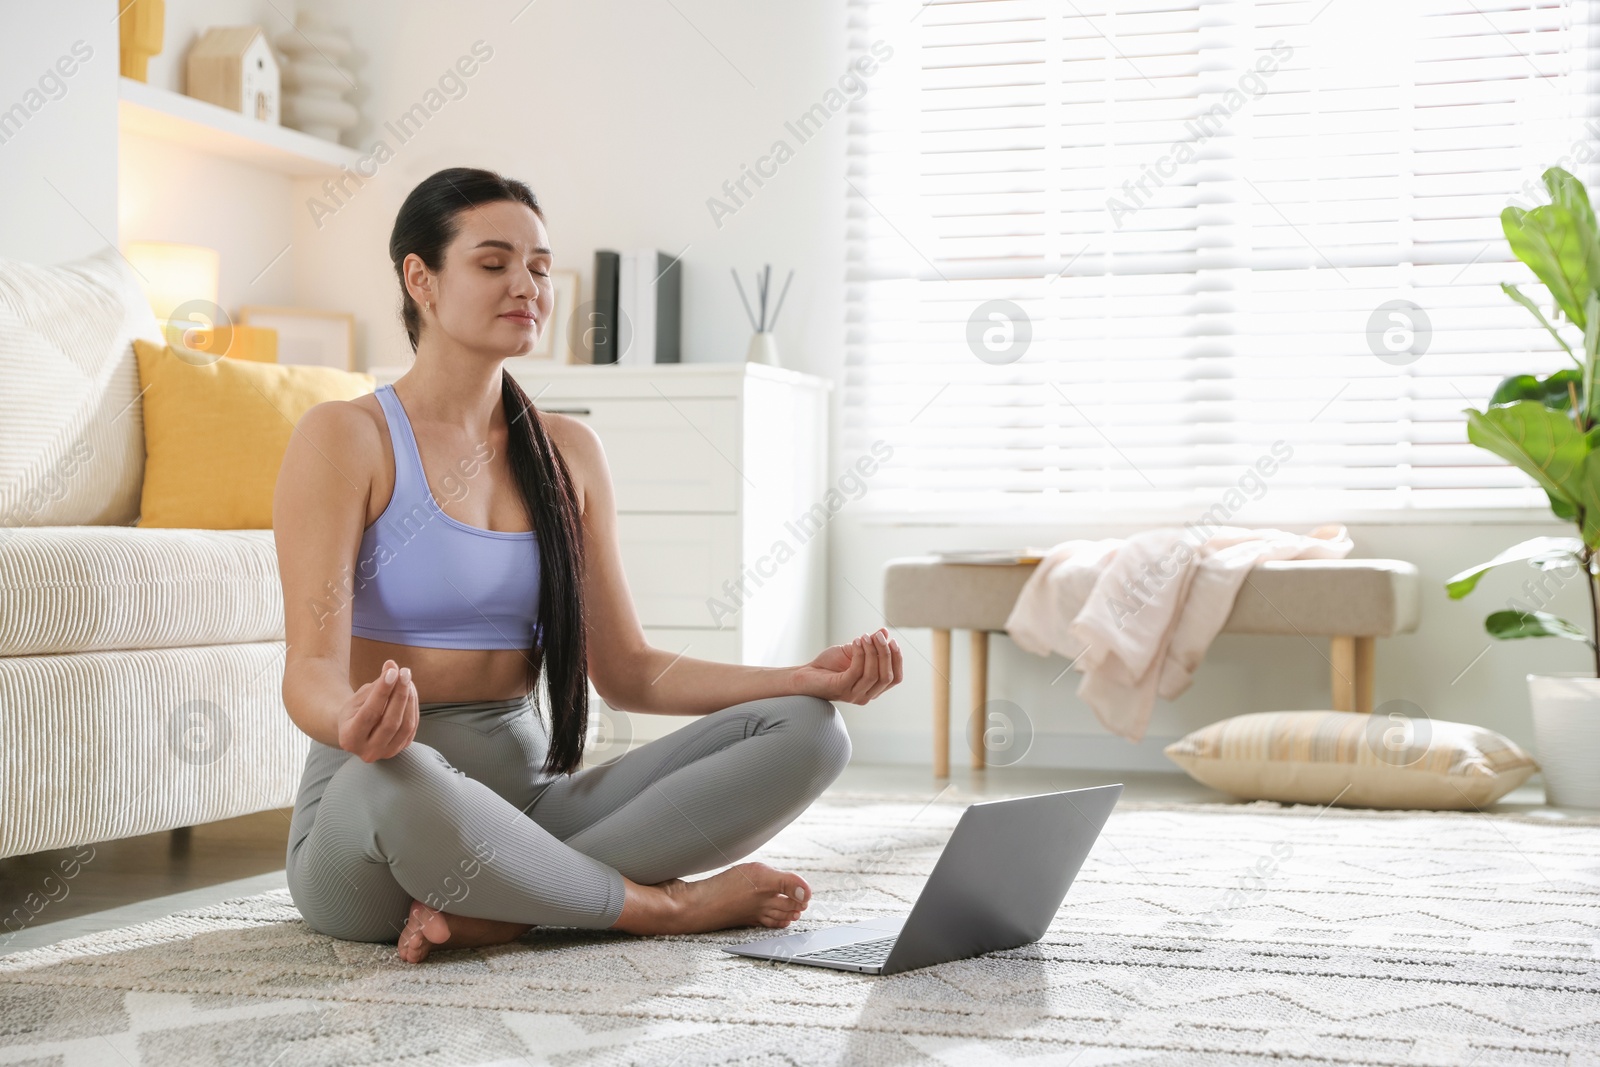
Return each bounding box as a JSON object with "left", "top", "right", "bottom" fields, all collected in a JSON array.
[
  {"left": 1488, "top": 369, "right": 1580, "bottom": 409},
  {"left": 1444, "top": 536, "right": 1584, "bottom": 598},
  {"left": 1545, "top": 165, "right": 1597, "bottom": 212},
  {"left": 1502, "top": 200, "right": 1595, "bottom": 329},
  {"left": 1501, "top": 282, "right": 1579, "bottom": 365},
  {"left": 1543, "top": 166, "right": 1600, "bottom": 296},
  {"left": 1569, "top": 446, "right": 1600, "bottom": 550},
  {"left": 1464, "top": 400, "right": 1589, "bottom": 517},
  {"left": 1585, "top": 291, "right": 1600, "bottom": 427},
  {"left": 1485, "top": 609, "right": 1594, "bottom": 645}
]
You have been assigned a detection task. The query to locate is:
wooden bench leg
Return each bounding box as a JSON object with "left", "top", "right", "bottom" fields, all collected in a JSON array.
[
  {"left": 971, "top": 630, "right": 988, "bottom": 771},
  {"left": 1330, "top": 635, "right": 1375, "bottom": 713},
  {"left": 1354, "top": 636, "right": 1374, "bottom": 713},
  {"left": 933, "top": 628, "right": 951, "bottom": 777}
]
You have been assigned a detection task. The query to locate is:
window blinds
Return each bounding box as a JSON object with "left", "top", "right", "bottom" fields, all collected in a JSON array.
[{"left": 843, "top": 0, "right": 1600, "bottom": 517}]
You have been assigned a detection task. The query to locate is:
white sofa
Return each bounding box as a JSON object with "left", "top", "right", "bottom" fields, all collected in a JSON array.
[{"left": 0, "top": 246, "right": 309, "bottom": 859}]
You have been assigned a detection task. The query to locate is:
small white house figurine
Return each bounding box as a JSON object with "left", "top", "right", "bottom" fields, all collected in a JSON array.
[{"left": 186, "top": 26, "right": 280, "bottom": 124}]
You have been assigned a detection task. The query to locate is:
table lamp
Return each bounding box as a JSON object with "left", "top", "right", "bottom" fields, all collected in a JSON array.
[{"left": 122, "top": 242, "right": 276, "bottom": 362}]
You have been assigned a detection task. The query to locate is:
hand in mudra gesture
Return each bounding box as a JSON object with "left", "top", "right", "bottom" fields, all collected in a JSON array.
[
  {"left": 791, "top": 627, "right": 903, "bottom": 705},
  {"left": 338, "top": 658, "right": 418, "bottom": 761}
]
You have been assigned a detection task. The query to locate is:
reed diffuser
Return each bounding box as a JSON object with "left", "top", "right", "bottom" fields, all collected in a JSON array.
[{"left": 732, "top": 264, "right": 792, "bottom": 367}]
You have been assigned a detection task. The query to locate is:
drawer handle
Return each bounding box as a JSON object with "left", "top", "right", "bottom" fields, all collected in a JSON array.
[{"left": 541, "top": 406, "right": 591, "bottom": 416}]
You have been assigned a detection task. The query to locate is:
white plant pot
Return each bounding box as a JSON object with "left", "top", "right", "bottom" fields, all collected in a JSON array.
[{"left": 1526, "top": 673, "right": 1600, "bottom": 809}]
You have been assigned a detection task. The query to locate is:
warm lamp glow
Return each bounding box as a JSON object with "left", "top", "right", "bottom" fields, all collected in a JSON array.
[{"left": 124, "top": 241, "right": 220, "bottom": 322}]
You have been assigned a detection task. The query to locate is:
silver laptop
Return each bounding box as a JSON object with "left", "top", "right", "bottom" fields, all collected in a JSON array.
[{"left": 722, "top": 783, "right": 1122, "bottom": 975}]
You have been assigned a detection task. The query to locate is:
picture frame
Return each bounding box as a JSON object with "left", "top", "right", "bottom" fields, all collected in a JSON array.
[
  {"left": 525, "top": 269, "right": 580, "bottom": 362},
  {"left": 237, "top": 305, "right": 356, "bottom": 371}
]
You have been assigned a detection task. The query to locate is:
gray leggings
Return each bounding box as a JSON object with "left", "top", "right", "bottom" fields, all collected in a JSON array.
[{"left": 284, "top": 692, "right": 852, "bottom": 942}]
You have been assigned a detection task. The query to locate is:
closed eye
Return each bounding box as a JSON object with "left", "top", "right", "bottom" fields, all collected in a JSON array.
[{"left": 485, "top": 265, "right": 550, "bottom": 277}]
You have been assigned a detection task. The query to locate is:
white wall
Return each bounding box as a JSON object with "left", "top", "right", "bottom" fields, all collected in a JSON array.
[
  {"left": 289, "top": 0, "right": 848, "bottom": 377},
  {"left": 118, "top": 131, "right": 302, "bottom": 313},
  {"left": 0, "top": 1, "right": 118, "bottom": 265},
  {"left": 32, "top": 0, "right": 844, "bottom": 379}
]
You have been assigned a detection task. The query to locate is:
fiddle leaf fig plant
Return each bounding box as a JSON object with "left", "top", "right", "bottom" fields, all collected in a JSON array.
[{"left": 1448, "top": 166, "right": 1600, "bottom": 673}]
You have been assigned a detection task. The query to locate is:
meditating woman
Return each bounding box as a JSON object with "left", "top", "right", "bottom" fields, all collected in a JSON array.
[{"left": 272, "top": 166, "right": 902, "bottom": 964}]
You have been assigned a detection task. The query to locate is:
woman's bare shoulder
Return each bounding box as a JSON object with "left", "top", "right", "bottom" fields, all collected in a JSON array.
[
  {"left": 294, "top": 393, "right": 386, "bottom": 457},
  {"left": 537, "top": 410, "right": 605, "bottom": 507},
  {"left": 282, "top": 395, "right": 388, "bottom": 514}
]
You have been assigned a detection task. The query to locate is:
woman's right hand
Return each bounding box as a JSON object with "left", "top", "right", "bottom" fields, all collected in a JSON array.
[{"left": 337, "top": 658, "right": 418, "bottom": 762}]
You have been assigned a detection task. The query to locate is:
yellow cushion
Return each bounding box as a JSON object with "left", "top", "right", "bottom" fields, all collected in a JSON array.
[
  {"left": 1164, "top": 710, "right": 1539, "bottom": 810},
  {"left": 186, "top": 322, "right": 278, "bottom": 362},
  {"left": 133, "top": 338, "right": 374, "bottom": 529},
  {"left": 228, "top": 324, "right": 279, "bottom": 363}
]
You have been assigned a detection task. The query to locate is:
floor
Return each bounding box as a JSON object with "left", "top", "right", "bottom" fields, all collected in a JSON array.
[{"left": 0, "top": 762, "right": 1552, "bottom": 958}]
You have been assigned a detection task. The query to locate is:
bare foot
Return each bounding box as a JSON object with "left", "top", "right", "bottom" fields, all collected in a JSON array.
[
  {"left": 396, "top": 899, "right": 533, "bottom": 964},
  {"left": 612, "top": 861, "right": 811, "bottom": 935}
]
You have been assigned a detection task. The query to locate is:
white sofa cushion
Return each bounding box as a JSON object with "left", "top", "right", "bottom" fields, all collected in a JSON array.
[
  {"left": 0, "top": 244, "right": 163, "bottom": 527},
  {"left": 0, "top": 526, "right": 284, "bottom": 656},
  {"left": 0, "top": 641, "right": 307, "bottom": 859}
]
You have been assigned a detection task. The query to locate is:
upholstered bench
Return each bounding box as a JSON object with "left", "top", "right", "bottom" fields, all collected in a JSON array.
[{"left": 882, "top": 557, "right": 1422, "bottom": 776}]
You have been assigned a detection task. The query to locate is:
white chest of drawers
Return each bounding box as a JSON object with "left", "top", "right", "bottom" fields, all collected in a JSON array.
[{"left": 372, "top": 359, "right": 832, "bottom": 740}]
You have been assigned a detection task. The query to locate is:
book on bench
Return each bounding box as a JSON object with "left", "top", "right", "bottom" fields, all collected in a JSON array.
[{"left": 930, "top": 549, "right": 1050, "bottom": 565}]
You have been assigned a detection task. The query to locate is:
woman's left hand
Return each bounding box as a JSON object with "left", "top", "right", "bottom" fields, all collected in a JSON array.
[{"left": 791, "top": 627, "right": 903, "bottom": 705}]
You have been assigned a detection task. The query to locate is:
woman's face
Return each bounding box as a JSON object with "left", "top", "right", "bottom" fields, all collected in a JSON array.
[{"left": 415, "top": 199, "right": 555, "bottom": 358}]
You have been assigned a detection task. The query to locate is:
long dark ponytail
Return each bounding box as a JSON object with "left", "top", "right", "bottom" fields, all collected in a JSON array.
[{"left": 388, "top": 166, "right": 588, "bottom": 777}]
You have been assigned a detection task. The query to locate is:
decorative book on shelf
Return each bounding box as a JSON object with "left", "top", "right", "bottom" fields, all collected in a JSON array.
[
  {"left": 929, "top": 548, "right": 1050, "bottom": 565},
  {"left": 591, "top": 248, "right": 681, "bottom": 365}
]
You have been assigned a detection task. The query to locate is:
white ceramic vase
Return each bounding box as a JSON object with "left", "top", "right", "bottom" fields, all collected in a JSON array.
[
  {"left": 274, "top": 10, "right": 359, "bottom": 143},
  {"left": 1526, "top": 673, "right": 1600, "bottom": 809},
  {"left": 746, "top": 331, "right": 780, "bottom": 367}
]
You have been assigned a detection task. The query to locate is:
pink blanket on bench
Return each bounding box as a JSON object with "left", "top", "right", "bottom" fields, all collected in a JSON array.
[{"left": 1003, "top": 524, "right": 1353, "bottom": 743}]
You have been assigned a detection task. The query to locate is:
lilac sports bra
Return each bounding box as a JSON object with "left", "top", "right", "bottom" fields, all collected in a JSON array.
[{"left": 349, "top": 383, "right": 542, "bottom": 650}]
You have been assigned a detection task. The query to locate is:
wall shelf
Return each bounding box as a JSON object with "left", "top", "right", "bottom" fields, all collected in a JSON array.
[{"left": 117, "top": 76, "right": 361, "bottom": 178}]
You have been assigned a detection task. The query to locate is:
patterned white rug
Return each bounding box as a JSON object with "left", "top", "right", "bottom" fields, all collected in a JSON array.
[{"left": 1, "top": 790, "right": 1598, "bottom": 1067}]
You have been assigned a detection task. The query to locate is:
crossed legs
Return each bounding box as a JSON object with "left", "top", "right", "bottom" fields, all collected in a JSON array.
[{"left": 285, "top": 693, "right": 852, "bottom": 952}]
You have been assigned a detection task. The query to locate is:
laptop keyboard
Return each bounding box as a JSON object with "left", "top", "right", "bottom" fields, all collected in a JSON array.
[{"left": 796, "top": 935, "right": 897, "bottom": 966}]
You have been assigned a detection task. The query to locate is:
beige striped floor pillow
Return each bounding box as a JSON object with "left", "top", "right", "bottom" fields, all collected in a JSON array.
[
  {"left": 1164, "top": 710, "right": 1538, "bottom": 810},
  {"left": 0, "top": 244, "right": 164, "bottom": 527}
]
